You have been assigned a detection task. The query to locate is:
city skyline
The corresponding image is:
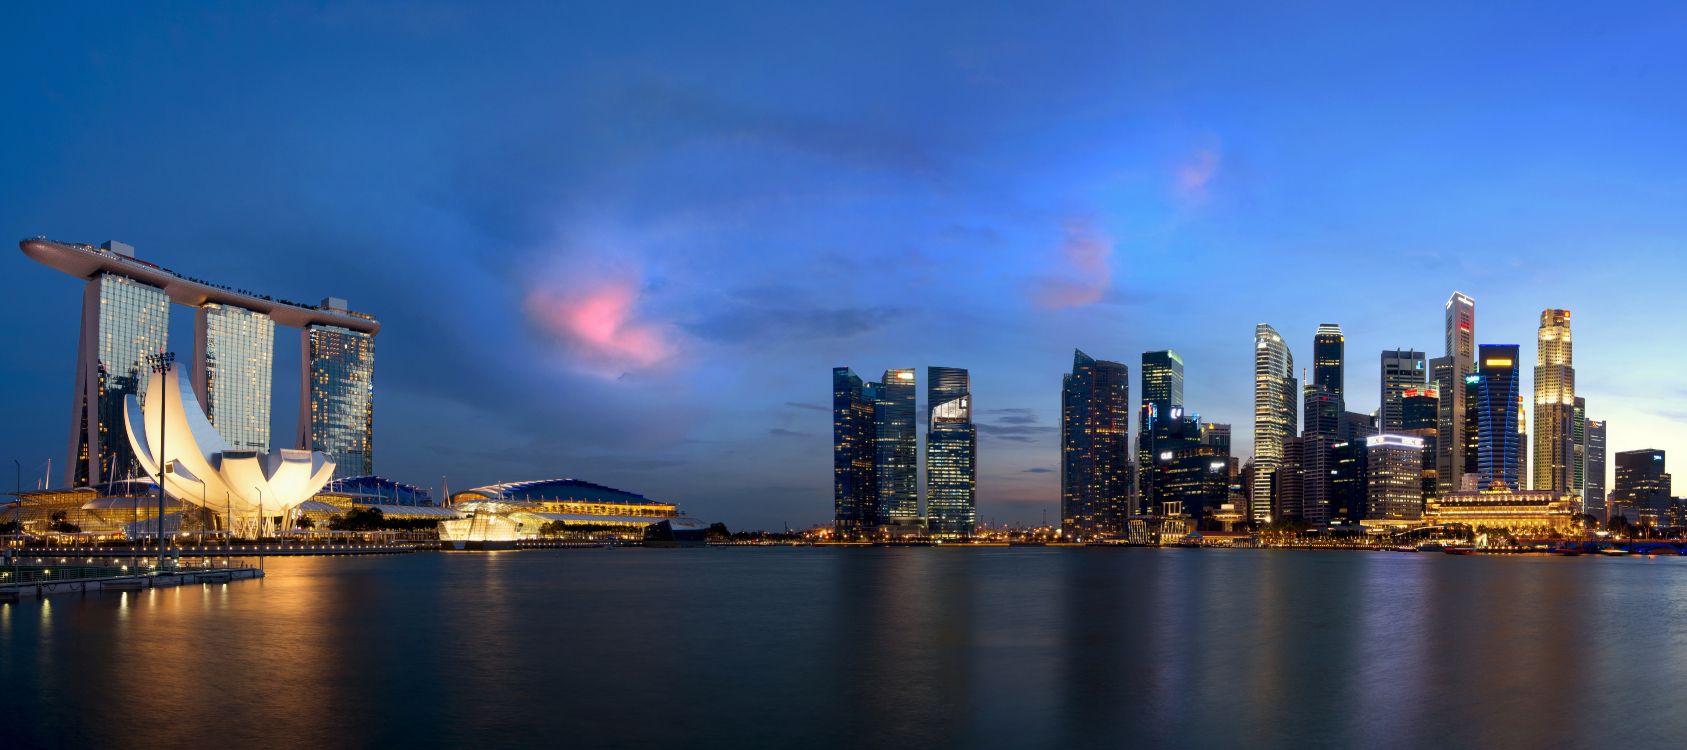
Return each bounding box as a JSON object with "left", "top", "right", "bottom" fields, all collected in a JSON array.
[{"left": 5, "top": 5, "right": 1687, "bottom": 529}]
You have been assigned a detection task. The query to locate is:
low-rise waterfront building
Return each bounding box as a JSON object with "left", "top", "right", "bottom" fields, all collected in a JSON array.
[
  {"left": 443, "top": 478, "right": 704, "bottom": 548},
  {"left": 1425, "top": 483, "right": 1575, "bottom": 536}
]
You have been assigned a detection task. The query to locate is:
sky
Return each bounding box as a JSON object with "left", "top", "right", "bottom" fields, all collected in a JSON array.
[{"left": 3, "top": 2, "right": 1686, "bottom": 529}]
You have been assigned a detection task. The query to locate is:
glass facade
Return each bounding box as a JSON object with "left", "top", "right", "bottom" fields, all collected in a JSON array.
[
  {"left": 926, "top": 366, "right": 976, "bottom": 537},
  {"left": 1252, "top": 324, "right": 1297, "bottom": 521},
  {"left": 874, "top": 368, "right": 919, "bottom": 523},
  {"left": 1061, "top": 350, "right": 1131, "bottom": 538},
  {"left": 1379, "top": 349, "right": 1427, "bottom": 432},
  {"left": 1532, "top": 309, "right": 1576, "bottom": 494},
  {"left": 1466, "top": 344, "right": 1522, "bottom": 491},
  {"left": 1313, "top": 323, "right": 1345, "bottom": 398},
  {"left": 303, "top": 324, "right": 375, "bottom": 478},
  {"left": 1365, "top": 434, "right": 1426, "bottom": 522},
  {"left": 195, "top": 303, "right": 274, "bottom": 450},
  {"left": 1138, "top": 350, "right": 1184, "bottom": 515},
  {"left": 1584, "top": 419, "right": 1607, "bottom": 519},
  {"left": 832, "top": 367, "right": 877, "bottom": 533},
  {"left": 1440, "top": 292, "right": 1476, "bottom": 491},
  {"left": 72, "top": 273, "right": 169, "bottom": 486}
]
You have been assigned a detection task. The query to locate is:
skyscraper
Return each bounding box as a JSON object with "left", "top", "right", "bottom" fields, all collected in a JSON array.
[
  {"left": 301, "top": 321, "right": 376, "bottom": 478},
  {"left": 1611, "top": 449, "right": 1670, "bottom": 524},
  {"left": 1313, "top": 324, "right": 1345, "bottom": 398},
  {"left": 926, "top": 367, "right": 976, "bottom": 537},
  {"left": 1303, "top": 381, "right": 1341, "bottom": 437},
  {"left": 1585, "top": 419, "right": 1607, "bottom": 520},
  {"left": 1532, "top": 309, "right": 1577, "bottom": 494},
  {"left": 1138, "top": 350, "right": 1184, "bottom": 514},
  {"left": 1365, "top": 434, "right": 1426, "bottom": 524},
  {"left": 1467, "top": 344, "right": 1522, "bottom": 490},
  {"left": 1572, "top": 396, "right": 1587, "bottom": 500},
  {"left": 1253, "top": 324, "right": 1297, "bottom": 522},
  {"left": 194, "top": 303, "right": 275, "bottom": 451},
  {"left": 875, "top": 368, "right": 919, "bottom": 523},
  {"left": 1379, "top": 349, "right": 1427, "bottom": 432},
  {"left": 70, "top": 270, "right": 170, "bottom": 485},
  {"left": 832, "top": 367, "right": 877, "bottom": 533},
  {"left": 1061, "top": 351, "right": 1131, "bottom": 538},
  {"left": 1402, "top": 387, "right": 1440, "bottom": 499},
  {"left": 1439, "top": 292, "right": 1476, "bottom": 491}
]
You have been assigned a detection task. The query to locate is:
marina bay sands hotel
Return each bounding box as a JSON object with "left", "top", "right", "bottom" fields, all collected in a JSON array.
[{"left": 19, "top": 237, "right": 379, "bottom": 488}]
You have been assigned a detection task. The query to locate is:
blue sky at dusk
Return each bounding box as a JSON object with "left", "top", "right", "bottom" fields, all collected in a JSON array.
[{"left": 3, "top": 3, "right": 1686, "bottom": 528}]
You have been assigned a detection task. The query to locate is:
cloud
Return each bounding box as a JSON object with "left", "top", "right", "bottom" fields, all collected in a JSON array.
[
  {"left": 1022, "top": 467, "right": 1055, "bottom": 474},
  {"left": 1028, "top": 217, "right": 1113, "bottom": 308},
  {"left": 1175, "top": 144, "right": 1222, "bottom": 205},
  {"left": 784, "top": 401, "right": 829, "bottom": 411},
  {"left": 524, "top": 274, "right": 680, "bottom": 377},
  {"left": 976, "top": 408, "right": 1057, "bottom": 443},
  {"left": 686, "top": 298, "right": 902, "bottom": 344},
  {"left": 768, "top": 428, "right": 812, "bottom": 438}
]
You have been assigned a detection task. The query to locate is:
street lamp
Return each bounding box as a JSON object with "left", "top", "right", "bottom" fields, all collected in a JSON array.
[{"left": 144, "top": 351, "right": 175, "bottom": 571}]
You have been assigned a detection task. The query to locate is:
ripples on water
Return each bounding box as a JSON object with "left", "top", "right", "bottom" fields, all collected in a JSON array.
[{"left": 5, "top": 549, "right": 1687, "bottom": 749}]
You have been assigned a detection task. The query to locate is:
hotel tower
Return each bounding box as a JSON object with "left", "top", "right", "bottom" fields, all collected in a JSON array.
[{"left": 20, "top": 237, "right": 380, "bottom": 486}]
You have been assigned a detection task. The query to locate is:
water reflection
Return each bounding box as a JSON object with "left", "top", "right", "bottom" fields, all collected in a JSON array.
[{"left": 5, "top": 550, "right": 1687, "bottom": 749}]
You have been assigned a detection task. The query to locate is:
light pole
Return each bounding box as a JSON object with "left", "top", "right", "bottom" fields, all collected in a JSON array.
[
  {"left": 255, "top": 485, "right": 265, "bottom": 570},
  {"left": 144, "top": 351, "right": 174, "bottom": 571}
]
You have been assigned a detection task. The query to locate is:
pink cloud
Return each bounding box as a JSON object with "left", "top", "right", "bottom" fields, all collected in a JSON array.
[
  {"left": 1176, "top": 146, "right": 1222, "bottom": 204},
  {"left": 524, "top": 278, "right": 677, "bottom": 375},
  {"left": 1030, "top": 218, "right": 1113, "bottom": 308}
]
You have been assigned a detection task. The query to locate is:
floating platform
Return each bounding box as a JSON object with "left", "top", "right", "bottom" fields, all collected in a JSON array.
[{"left": 0, "top": 565, "right": 262, "bottom": 601}]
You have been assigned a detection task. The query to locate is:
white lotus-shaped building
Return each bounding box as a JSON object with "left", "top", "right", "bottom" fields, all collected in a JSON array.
[{"left": 124, "top": 363, "right": 336, "bottom": 536}]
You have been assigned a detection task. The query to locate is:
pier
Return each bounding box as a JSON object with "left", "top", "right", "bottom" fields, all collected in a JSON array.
[{"left": 0, "top": 561, "right": 263, "bottom": 601}]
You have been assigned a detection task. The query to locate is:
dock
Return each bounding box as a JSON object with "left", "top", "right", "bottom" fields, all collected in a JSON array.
[{"left": 0, "top": 562, "right": 263, "bottom": 601}]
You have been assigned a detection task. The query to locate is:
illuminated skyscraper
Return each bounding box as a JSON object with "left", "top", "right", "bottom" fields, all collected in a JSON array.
[
  {"left": 1532, "top": 309, "right": 1576, "bottom": 494},
  {"left": 1439, "top": 292, "right": 1476, "bottom": 491},
  {"left": 1252, "top": 324, "right": 1297, "bottom": 521},
  {"left": 1313, "top": 323, "right": 1345, "bottom": 398},
  {"left": 1585, "top": 419, "right": 1607, "bottom": 519},
  {"left": 1303, "top": 381, "right": 1341, "bottom": 437},
  {"left": 875, "top": 368, "right": 919, "bottom": 523},
  {"left": 1572, "top": 396, "right": 1587, "bottom": 500},
  {"left": 1061, "top": 351, "right": 1131, "bottom": 538},
  {"left": 1402, "top": 387, "right": 1440, "bottom": 499},
  {"left": 1137, "top": 350, "right": 1184, "bottom": 513},
  {"left": 1610, "top": 449, "right": 1669, "bottom": 524},
  {"left": 1379, "top": 349, "right": 1427, "bottom": 432},
  {"left": 1365, "top": 434, "right": 1426, "bottom": 523},
  {"left": 301, "top": 321, "right": 376, "bottom": 478},
  {"left": 833, "top": 367, "right": 878, "bottom": 533},
  {"left": 194, "top": 303, "right": 275, "bottom": 451},
  {"left": 926, "top": 366, "right": 976, "bottom": 537},
  {"left": 1466, "top": 344, "right": 1522, "bottom": 490},
  {"left": 69, "top": 269, "right": 170, "bottom": 485}
]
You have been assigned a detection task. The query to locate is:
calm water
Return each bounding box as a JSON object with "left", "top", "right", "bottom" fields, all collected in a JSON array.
[{"left": 6, "top": 548, "right": 1687, "bottom": 749}]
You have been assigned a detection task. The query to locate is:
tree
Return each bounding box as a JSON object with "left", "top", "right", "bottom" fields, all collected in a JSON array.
[
  {"left": 328, "top": 506, "right": 385, "bottom": 531},
  {"left": 0, "top": 520, "right": 19, "bottom": 534},
  {"left": 296, "top": 515, "right": 316, "bottom": 530},
  {"left": 706, "top": 522, "right": 730, "bottom": 540},
  {"left": 48, "top": 511, "right": 80, "bottom": 534}
]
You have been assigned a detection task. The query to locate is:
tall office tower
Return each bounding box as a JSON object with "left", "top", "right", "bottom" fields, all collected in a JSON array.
[
  {"left": 1440, "top": 292, "right": 1477, "bottom": 491},
  {"left": 1339, "top": 411, "right": 1377, "bottom": 442},
  {"left": 874, "top": 368, "right": 919, "bottom": 523},
  {"left": 193, "top": 303, "right": 275, "bottom": 451},
  {"left": 1610, "top": 449, "right": 1670, "bottom": 524},
  {"left": 1253, "top": 324, "right": 1297, "bottom": 521},
  {"left": 1466, "top": 344, "right": 1523, "bottom": 490},
  {"left": 301, "top": 322, "right": 376, "bottom": 478},
  {"left": 1202, "top": 423, "right": 1232, "bottom": 453},
  {"left": 1365, "top": 435, "right": 1426, "bottom": 522},
  {"left": 1330, "top": 439, "right": 1368, "bottom": 525},
  {"left": 1159, "top": 427, "right": 1230, "bottom": 523},
  {"left": 1401, "top": 388, "right": 1440, "bottom": 499},
  {"left": 1379, "top": 350, "right": 1427, "bottom": 432},
  {"left": 831, "top": 367, "right": 878, "bottom": 533},
  {"left": 69, "top": 271, "right": 170, "bottom": 485},
  {"left": 1428, "top": 356, "right": 1457, "bottom": 492},
  {"left": 1273, "top": 436, "right": 1306, "bottom": 520},
  {"left": 1313, "top": 323, "right": 1345, "bottom": 399},
  {"left": 1571, "top": 397, "right": 1587, "bottom": 499},
  {"left": 1137, "top": 350, "right": 1185, "bottom": 513},
  {"left": 1585, "top": 419, "right": 1607, "bottom": 520},
  {"left": 1532, "top": 309, "right": 1577, "bottom": 494},
  {"left": 926, "top": 367, "right": 976, "bottom": 537},
  {"left": 1061, "top": 351, "right": 1132, "bottom": 538},
  {"left": 1299, "top": 433, "right": 1337, "bottom": 527},
  {"left": 1303, "top": 381, "right": 1341, "bottom": 437}
]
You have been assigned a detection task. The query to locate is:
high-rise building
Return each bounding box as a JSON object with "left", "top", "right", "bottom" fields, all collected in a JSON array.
[
  {"left": 1532, "top": 309, "right": 1577, "bottom": 494},
  {"left": 1253, "top": 324, "right": 1297, "bottom": 522},
  {"left": 1365, "top": 434, "right": 1426, "bottom": 525},
  {"left": 831, "top": 367, "right": 877, "bottom": 533},
  {"left": 69, "top": 271, "right": 170, "bottom": 485},
  {"left": 22, "top": 238, "right": 381, "bottom": 488},
  {"left": 1401, "top": 387, "right": 1440, "bottom": 500},
  {"left": 1571, "top": 397, "right": 1587, "bottom": 501},
  {"left": 1303, "top": 382, "right": 1341, "bottom": 437},
  {"left": 875, "top": 368, "right": 919, "bottom": 523},
  {"left": 1272, "top": 436, "right": 1305, "bottom": 521},
  {"left": 1330, "top": 439, "right": 1368, "bottom": 525},
  {"left": 1061, "top": 351, "right": 1132, "bottom": 538},
  {"left": 1585, "top": 419, "right": 1607, "bottom": 520},
  {"left": 193, "top": 303, "right": 275, "bottom": 451},
  {"left": 1610, "top": 449, "right": 1670, "bottom": 524},
  {"left": 1340, "top": 411, "right": 1377, "bottom": 442},
  {"left": 926, "top": 367, "right": 976, "bottom": 537},
  {"left": 301, "top": 322, "right": 376, "bottom": 478},
  {"left": 1379, "top": 350, "right": 1427, "bottom": 432},
  {"left": 1138, "top": 350, "right": 1184, "bottom": 514},
  {"left": 1202, "top": 423, "right": 1232, "bottom": 454},
  {"left": 1313, "top": 323, "right": 1345, "bottom": 398},
  {"left": 1299, "top": 433, "right": 1337, "bottom": 527},
  {"left": 1466, "top": 344, "right": 1523, "bottom": 490},
  {"left": 1439, "top": 292, "right": 1476, "bottom": 492}
]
